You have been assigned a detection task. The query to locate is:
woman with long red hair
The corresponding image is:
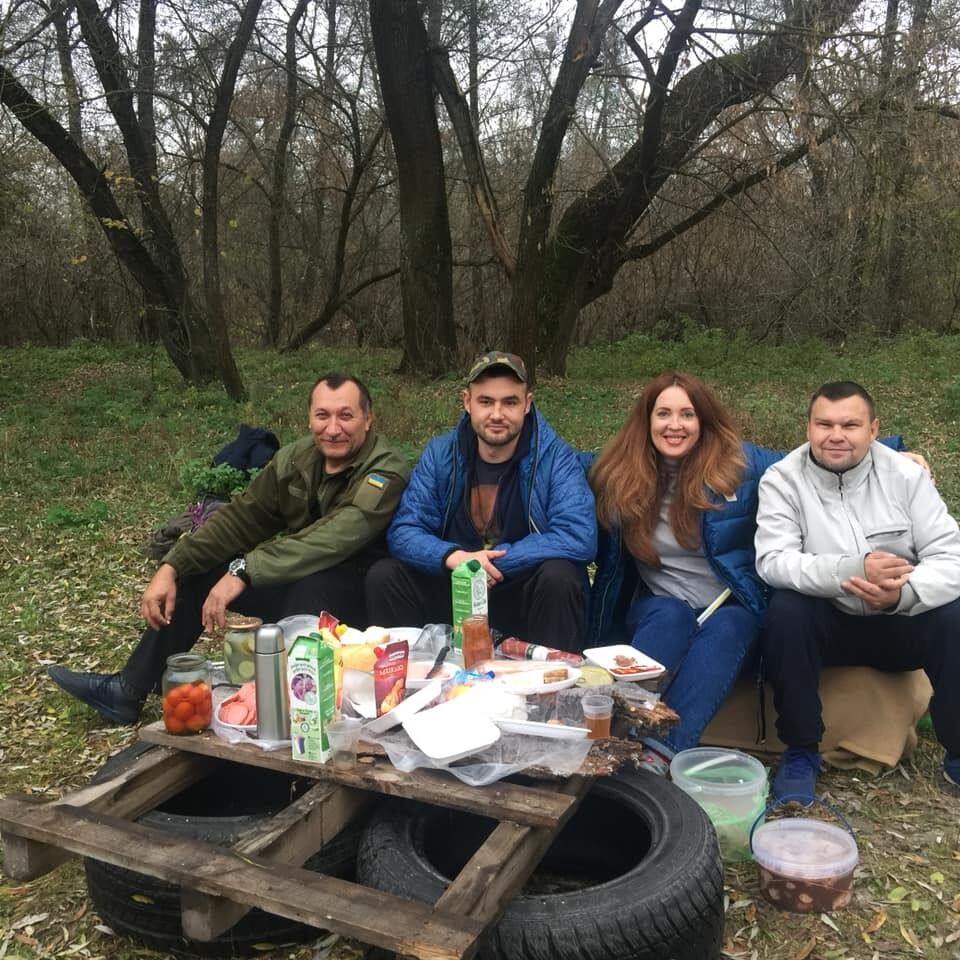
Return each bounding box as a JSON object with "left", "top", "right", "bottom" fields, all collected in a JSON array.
[{"left": 589, "top": 372, "right": 781, "bottom": 771}]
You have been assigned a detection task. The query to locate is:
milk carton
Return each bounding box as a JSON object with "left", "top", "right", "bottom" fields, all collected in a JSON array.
[
  {"left": 451, "top": 558, "right": 488, "bottom": 651},
  {"left": 287, "top": 633, "right": 336, "bottom": 763}
]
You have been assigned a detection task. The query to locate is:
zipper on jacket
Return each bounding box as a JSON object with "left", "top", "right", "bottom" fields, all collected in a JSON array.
[
  {"left": 525, "top": 414, "right": 541, "bottom": 533},
  {"left": 836, "top": 471, "right": 869, "bottom": 616}
]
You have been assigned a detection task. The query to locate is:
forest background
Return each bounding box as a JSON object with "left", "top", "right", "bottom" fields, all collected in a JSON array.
[{"left": 3, "top": 0, "right": 960, "bottom": 955}]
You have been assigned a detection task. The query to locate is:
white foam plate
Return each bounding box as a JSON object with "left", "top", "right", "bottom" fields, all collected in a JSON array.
[
  {"left": 362, "top": 678, "right": 442, "bottom": 734},
  {"left": 496, "top": 718, "right": 589, "bottom": 740},
  {"left": 387, "top": 626, "right": 427, "bottom": 649},
  {"left": 497, "top": 667, "right": 582, "bottom": 695},
  {"left": 406, "top": 659, "right": 457, "bottom": 688},
  {"left": 582, "top": 645, "right": 666, "bottom": 681},
  {"left": 402, "top": 699, "right": 501, "bottom": 763}
]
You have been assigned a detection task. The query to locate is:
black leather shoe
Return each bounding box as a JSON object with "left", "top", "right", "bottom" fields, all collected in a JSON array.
[{"left": 48, "top": 666, "right": 144, "bottom": 725}]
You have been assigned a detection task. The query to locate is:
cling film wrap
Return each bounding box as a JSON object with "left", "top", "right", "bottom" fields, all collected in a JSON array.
[{"left": 361, "top": 674, "right": 592, "bottom": 785}]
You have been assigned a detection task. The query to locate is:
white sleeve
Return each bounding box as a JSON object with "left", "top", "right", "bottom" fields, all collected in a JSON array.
[
  {"left": 894, "top": 470, "right": 960, "bottom": 615},
  {"left": 754, "top": 469, "right": 864, "bottom": 596}
]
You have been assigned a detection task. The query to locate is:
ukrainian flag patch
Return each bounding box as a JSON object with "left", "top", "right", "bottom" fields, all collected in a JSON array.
[{"left": 366, "top": 473, "right": 386, "bottom": 489}]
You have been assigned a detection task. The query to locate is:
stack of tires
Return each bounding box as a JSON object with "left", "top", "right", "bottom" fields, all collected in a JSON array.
[
  {"left": 357, "top": 770, "right": 725, "bottom": 960},
  {"left": 85, "top": 747, "right": 724, "bottom": 960}
]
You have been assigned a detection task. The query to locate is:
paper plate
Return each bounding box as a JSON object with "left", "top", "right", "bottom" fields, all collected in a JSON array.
[
  {"left": 362, "top": 678, "right": 442, "bottom": 734},
  {"left": 496, "top": 718, "right": 589, "bottom": 740},
  {"left": 402, "top": 699, "right": 501, "bottom": 763},
  {"left": 497, "top": 667, "right": 582, "bottom": 696},
  {"left": 582, "top": 645, "right": 666, "bottom": 681}
]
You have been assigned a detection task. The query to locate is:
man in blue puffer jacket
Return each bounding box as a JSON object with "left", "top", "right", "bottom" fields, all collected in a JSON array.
[{"left": 366, "top": 352, "right": 597, "bottom": 651}]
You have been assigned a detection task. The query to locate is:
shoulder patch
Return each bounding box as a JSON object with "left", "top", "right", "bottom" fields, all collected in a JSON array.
[{"left": 366, "top": 473, "right": 386, "bottom": 489}]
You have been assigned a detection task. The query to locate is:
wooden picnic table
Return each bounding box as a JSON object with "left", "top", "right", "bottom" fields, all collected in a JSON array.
[
  {"left": 0, "top": 721, "right": 595, "bottom": 960},
  {"left": 0, "top": 688, "right": 677, "bottom": 959}
]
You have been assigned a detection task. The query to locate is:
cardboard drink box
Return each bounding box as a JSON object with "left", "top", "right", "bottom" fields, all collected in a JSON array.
[
  {"left": 451, "top": 558, "right": 488, "bottom": 651},
  {"left": 287, "top": 633, "right": 336, "bottom": 763}
]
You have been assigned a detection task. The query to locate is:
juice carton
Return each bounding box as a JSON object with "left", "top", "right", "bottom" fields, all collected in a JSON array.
[
  {"left": 287, "top": 633, "right": 336, "bottom": 763},
  {"left": 451, "top": 558, "right": 487, "bottom": 651}
]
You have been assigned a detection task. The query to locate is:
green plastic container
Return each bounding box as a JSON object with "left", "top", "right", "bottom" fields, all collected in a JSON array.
[{"left": 670, "top": 748, "right": 768, "bottom": 861}]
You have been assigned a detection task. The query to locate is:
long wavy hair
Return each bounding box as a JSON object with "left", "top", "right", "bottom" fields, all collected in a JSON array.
[{"left": 591, "top": 372, "right": 745, "bottom": 567}]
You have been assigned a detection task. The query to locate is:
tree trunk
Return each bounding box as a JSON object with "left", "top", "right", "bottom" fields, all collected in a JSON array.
[
  {"left": 369, "top": 0, "right": 456, "bottom": 375},
  {"left": 0, "top": 61, "right": 222, "bottom": 385},
  {"left": 265, "top": 0, "right": 310, "bottom": 348}
]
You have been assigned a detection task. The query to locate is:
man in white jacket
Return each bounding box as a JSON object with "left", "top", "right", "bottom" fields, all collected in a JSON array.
[{"left": 755, "top": 381, "right": 960, "bottom": 802}]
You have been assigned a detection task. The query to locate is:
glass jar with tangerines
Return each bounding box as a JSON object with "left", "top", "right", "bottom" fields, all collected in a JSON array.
[{"left": 161, "top": 654, "right": 212, "bottom": 735}]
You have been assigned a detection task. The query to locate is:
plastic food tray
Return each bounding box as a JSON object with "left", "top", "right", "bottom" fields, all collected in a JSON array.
[
  {"left": 582, "top": 644, "right": 666, "bottom": 681},
  {"left": 401, "top": 699, "right": 501, "bottom": 763},
  {"left": 362, "top": 678, "right": 442, "bottom": 734}
]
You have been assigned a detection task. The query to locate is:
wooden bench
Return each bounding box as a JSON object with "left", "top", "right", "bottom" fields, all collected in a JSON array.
[{"left": 0, "top": 721, "right": 593, "bottom": 960}]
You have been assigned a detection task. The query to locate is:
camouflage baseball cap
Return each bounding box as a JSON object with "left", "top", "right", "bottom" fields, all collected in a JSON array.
[{"left": 466, "top": 351, "right": 528, "bottom": 383}]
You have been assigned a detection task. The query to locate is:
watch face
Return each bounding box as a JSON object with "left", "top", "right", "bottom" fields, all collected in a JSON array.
[{"left": 230, "top": 558, "right": 245, "bottom": 576}]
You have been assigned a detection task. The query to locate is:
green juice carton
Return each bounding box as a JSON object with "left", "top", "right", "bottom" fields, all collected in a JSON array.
[
  {"left": 287, "top": 633, "right": 336, "bottom": 763},
  {"left": 451, "top": 558, "right": 488, "bottom": 651}
]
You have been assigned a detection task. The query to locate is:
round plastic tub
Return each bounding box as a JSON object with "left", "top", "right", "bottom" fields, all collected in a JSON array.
[
  {"left": 751, "top": 818, "right": 858, "bottom": 912},
  {"left": 669, "top": 748, "right": 768, "bottom": 861}
]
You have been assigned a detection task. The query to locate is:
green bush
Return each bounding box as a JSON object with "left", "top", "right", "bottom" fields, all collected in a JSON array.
[{"left": 178, "top": 461, "right": 260, "bottom": 500}]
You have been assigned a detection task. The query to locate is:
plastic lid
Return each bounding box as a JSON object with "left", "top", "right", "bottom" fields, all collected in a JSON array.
[
  {"left": 670, "top": 748, "right": 767, "bottom": 793},
  {"left": 752, "top": 819, "right": 858, "bottom": 879}
]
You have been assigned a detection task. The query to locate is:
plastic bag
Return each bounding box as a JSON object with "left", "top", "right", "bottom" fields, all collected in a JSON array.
[
  {"left": 209, "top": 669, "right": 289, "bottom": 751},
  {"left": 364, "top": 725, "right": 592, "bottom": 786}
]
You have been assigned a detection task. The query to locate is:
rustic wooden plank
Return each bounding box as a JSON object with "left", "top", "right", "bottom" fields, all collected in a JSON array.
[
  {"left": 182, "top": 781, "right": 375, "bottom": 941},
  {"left": 0, "top": 747, "right": 209, "bottom": 880},
  {"left": 139, "top": 722, "right": 573, "bottom": 828},
  {"left": 435, "top": 776, "right": 592, "bottom": 922},
  {"left": 0, "top": 797, "right": 484, "bottom": 960}
]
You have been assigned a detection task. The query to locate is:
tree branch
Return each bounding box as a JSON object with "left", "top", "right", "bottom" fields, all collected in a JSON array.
[{"left": 429, "top": 44, "right": 516, "bottom": 276}]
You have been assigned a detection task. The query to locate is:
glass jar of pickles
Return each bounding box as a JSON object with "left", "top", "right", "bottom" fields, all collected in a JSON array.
[
  {"left": 222, "top": 612, "right": 262, "bottom": 683},
  {"left": 161, "top": 653, "right": 212, "bottom": 735}
]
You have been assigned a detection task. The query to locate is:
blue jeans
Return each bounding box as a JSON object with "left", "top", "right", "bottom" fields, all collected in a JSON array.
[{"left": 626, "top": 593, "right": 760, "bottom": 754}]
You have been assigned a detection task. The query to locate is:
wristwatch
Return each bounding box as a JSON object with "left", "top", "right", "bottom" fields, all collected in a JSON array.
[{"left": 228, "top": 557, "right": 251, "bottom": 585}]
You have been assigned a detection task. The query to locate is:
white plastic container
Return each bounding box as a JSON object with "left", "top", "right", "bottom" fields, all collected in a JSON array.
[
  {"left": 670, "top": 747, "right": 768, "bottom": 861},
  {"left": 751, "top": 818, "right": 858, "bottom": 912}
]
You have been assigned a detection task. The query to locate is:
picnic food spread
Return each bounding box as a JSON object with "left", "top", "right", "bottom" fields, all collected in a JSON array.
[{"left": 200, "top": 611, "right": 677, "bottom": 783}]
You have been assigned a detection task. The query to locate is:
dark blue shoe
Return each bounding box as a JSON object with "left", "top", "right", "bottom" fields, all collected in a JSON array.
[
  {"left": 772, "top": 748, "right": 821, "bottom": 804},
  {"left": 945, "top": 755, "right": 960, "bottom": 790},
  {"left": 48, "top": 666, "right": 144, "bottom": 725}
]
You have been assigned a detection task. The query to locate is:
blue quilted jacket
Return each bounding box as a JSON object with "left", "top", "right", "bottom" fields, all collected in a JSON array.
[
  {"left": 586, "top": 436, "right": 907, "bottom": 645},
  {"left": 587, "top": 442, "right": 784, "bottom": 645},
  {"left": 387, "top": 406, "right": 597, "bottom": 578}
]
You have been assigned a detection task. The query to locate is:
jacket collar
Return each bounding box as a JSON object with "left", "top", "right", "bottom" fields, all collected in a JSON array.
[
  {"left": 294, "top": 430, "right": 379, "bottom": 481},
  {"left": 804, "top": 441, "right": 874, "bottom": 491}
]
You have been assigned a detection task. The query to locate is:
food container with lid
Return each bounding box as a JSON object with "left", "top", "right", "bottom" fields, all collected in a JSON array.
[
  {"left": 751, "top": 814, "right": 858, "bottom": 912},
  {"left": 670, "top": 748, "right": 768, "bottom": 861},
  {"left": 161, "top": 653, "right": 212, "bottom": 735}
]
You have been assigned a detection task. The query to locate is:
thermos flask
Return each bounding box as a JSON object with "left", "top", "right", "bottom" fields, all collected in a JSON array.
[{"left": 254, "top": 623, "right": 289, "bottom": 740}]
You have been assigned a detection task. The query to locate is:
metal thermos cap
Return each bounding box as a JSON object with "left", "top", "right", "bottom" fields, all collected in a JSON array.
[{"left": 255, "top": 624, "right": 285, "bottom": 655}]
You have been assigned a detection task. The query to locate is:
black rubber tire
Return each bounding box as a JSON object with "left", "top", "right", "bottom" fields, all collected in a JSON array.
[
  {"left": 84, "top": 743, "right": 360, "bottom": 958},
  {"left": 356, "top": 771, "right": 724, "bottom": 960}
]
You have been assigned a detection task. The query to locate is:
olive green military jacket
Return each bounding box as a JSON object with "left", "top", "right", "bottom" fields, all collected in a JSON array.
[{"left": 163, "top": 432, "right": 409, "bottom": 586}]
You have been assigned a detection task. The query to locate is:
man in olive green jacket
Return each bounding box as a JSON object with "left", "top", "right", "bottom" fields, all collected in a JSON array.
[{"left": 49, "top": 372, "right": 410, "bottom": 725}]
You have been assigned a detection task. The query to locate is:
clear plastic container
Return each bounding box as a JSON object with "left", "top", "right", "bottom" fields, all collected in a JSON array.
[
  {"left": 161, "top": 653, "right": 212, "bottom": 735},
  {"left": 751, "top": 818, "right": 858, "bottom": 912},
  {"left": 670, "top": 747, "right": 768, "bottom": 861}
]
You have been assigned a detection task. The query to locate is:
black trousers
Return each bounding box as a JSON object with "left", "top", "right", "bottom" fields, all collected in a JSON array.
[
  {"left": 121, "top": 562, "right": 369, "bottom": 695},
  {"left": 761, "top": 588, "right": 960, "bottom": 757},
  {"left": 364, "top": 557, "right": 587, "bottom": 652}
]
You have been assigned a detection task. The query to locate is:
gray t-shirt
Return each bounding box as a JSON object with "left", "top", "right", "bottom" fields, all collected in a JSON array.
[{"left": 636, "top": 470, "right": 725, "bottom": 610}]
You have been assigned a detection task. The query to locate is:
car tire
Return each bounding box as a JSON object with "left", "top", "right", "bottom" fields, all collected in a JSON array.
[
  {"left": 356, "top": 770, "right": 724, "bottom": 960},
  {"left": 84, "top": 744, "right": 359, "bottom": 957}
]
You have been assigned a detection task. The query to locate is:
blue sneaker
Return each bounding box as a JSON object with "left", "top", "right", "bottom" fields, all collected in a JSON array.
[
  {"left": 945, "top": 755, "right": 960, "bottom": 789},
  {"left": 772, "top": 748, "right": 821, "bottom": 804}
]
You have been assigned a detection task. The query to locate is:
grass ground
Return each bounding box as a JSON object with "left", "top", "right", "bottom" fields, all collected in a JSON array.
[{"left": 1, "top": 334, "right": 959, "bottom": 960}]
